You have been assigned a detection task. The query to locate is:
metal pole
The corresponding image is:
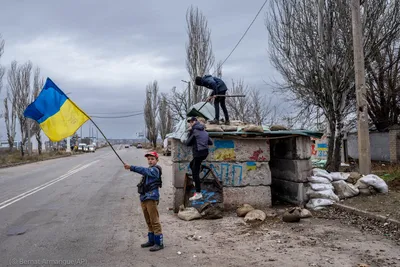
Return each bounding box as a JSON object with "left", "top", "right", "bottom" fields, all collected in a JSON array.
[
  {"left": 66, "top": 136, "right": 71, "bottom": 152},
  {"left": 351, "top": 0, "right": 371, "bottom": 174}
]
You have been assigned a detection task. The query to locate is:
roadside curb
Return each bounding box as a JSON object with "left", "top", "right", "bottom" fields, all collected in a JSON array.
[
  {"left": 333, "top": 202, "right": 400, "bottom": 227},
  {"left": 0, "top": 154, "right": 73, "bottom": 169}
]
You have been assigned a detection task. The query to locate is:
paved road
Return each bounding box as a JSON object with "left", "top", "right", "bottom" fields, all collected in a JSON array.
[
  {"left": 0, "top": 145, "right": 168, "bottom": 267},
  {"left": 1, "top": 146, "right": 399, "bottom": 267}
]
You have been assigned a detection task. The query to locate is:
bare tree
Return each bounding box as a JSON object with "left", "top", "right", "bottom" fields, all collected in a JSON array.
[
  {"left": 158, "top": 93, "right": 173, "bottom": 140},
  {"left": 248, "top": 88, "right": 274, "bottom": 126},
  {"left": 144, "top": 80, "right": 159, "bottom": 148},
  {"left": 0, "top": 35, "right": 4, "bottom": 122},
  {"left": 226, "top": 79, "right": 274, "bottom": 125},
  {"left": 167, "top": 86, "right": 188, "bottom": 122},
  {"left": 30, "top": 67, "right": 44, "bottom": 154},
  {"left": 4, "top": 61, "right": 18, "bottom": 151},
  {"left": 7, "top": 60, "right": 33, "bottom": 156},
  {"left": 226, "top": 79, "right": 250, "bottom": 123},
  {"left": 186, "top": 6, "right": 215, "bottom": 105},
  {"left": 266, "top": 0, "right": 391, "bottom": 171}
]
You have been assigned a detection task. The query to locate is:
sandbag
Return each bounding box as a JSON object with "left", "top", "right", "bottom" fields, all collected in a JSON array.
[
  {"left": 355, "top": 179, "right": 369, "bottom": 189},
  {"left": 282, "top": 208, "right": 301, "bottom": 223},
  {"left": 309, "top": 182, "right": 334, "bottom": 191},
  {"left": 308, "top": 176, "right": 332, "bottom": 184},
  {"left": 241, "top": 124, "right": 264, "bottom": 133},
  {"left": 205, "top": 124, "right": 223, "bottom": 132},
  {"left": 177, "top": 207, "right": 202, "bottom": 221},
  {"left": 346, "top": 172, "right": 362, "bottom": 184},
  {"left": 236, "top": 204, "right": 255, "bottom": 217},
  {"left": 300, "top": 208, "right": 313, "bottom": 218},
  {"left": 270, "top": 125, "right": 288, "bottom": 131},
  {"left": 359, "top": 174, "right": 388, "bottom": 194},
  {"left": 332, "top": 180, "right": 359, "bottom": 199},
  {"left": 330, "top": 172, "right": 350, "bottom": 181},
  {"left": 199, "top": 203, "right": 224, "bottom": 219},
  {"left": 244, "top": 209, "right": 266, "bottom": 223},
  {"left": 306, "top": 198, "right": 334, "bottom": 210},
  {"left": 312, "top": 168, "right": 333, "bottom": 181},
  {"left": 221, "top": 125, "right": 238, "bottom": 132},
  {"left": 306, "top": 188, "right": 340, "bottom": 202}
]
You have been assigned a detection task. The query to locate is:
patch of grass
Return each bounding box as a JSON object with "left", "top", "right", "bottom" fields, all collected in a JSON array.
[
  {"left": 0, "top": 150, "right": 70, "bottom": 167},
  {"left": 371, "top": 162, "right": 400, "bottom": 182}
]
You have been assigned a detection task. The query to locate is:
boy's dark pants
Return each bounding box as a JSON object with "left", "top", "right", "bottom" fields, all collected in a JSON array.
[
  {"left": 189, "top": 155, "right": 207, "bottom": 193},
  {"left": 141, "top": 200, "right": 162, "bottom": 235},
  {"left": 214, "top": 91, "right": 229, "bottom": 122}
]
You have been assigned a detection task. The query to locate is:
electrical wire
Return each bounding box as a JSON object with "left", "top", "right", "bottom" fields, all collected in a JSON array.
[
  {"left": 86, "top": 110, "right": 143, "bottom": 115},
  {"left": 89, "top": 112, "right": 144, "bottom": 119},
  {"left": 213, "top": 0, "right": 268, "bottom": 74}
]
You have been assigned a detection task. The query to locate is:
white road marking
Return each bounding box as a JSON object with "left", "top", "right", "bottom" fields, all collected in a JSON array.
[{"left": 0, "top": 160, "right": 99, "bottom": 211}]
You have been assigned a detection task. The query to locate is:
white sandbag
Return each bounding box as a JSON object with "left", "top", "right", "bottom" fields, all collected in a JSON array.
[
  {"left": 221, "top": 125, "right": 238, "bottom": 132},
  {"left": 312, "top": 168, "right": 333, "bottom": 181},
  {"left": 205, "top": 124, "right": 223, "bottom": 132},
  {"left": 306, "top": 198, "right": 334, "bottom": 210},
  {"left": 177, "top": 207, "right": 202, "bottom": 221},
  {"left": 330, "top": 172, "right": 350, "bottom": 181},
  {"left": 332, "top": 180, "right": 359, "bottom": 199},
  {"left": 306, "top": 188, "right": 339, "bottom": 202},
  {"left": 241, "top": 124, "right": 264, "bottom": 133},
  {"left": 309, "top": 182, "right": 334, "bottom": 191},
  {"left": 359, "top": 174, "right": 388, "bottom": 194},
  {"left": 308, "top": 176, "right": 332, "bottom": 184},
  {"left": 355, "top": 179, "right": 369, "bottom": 189}
]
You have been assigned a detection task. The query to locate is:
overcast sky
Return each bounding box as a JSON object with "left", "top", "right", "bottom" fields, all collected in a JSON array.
[{"left": 0, "top": 0, "right": 286, "bottom": 141}]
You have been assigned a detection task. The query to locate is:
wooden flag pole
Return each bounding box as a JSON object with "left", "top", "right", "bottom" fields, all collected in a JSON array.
[{"left": 68, "top": 99, "right": 125, "bottom": 165}]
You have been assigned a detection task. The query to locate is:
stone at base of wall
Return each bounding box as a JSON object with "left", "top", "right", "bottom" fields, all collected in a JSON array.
[
  {"left": 172, "top": 186, "right": 272, "bottom": 213},
  {"left": 271, "top": 178, "right": 308, "bottom": 206},
  {"left": 223, "top": 186, "right": 271, "bottom": 211}
]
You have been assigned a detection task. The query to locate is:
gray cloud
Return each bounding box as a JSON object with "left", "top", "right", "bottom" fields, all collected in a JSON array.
[{"left": 0, "top": 0, "right": 290, "bottom": 141}]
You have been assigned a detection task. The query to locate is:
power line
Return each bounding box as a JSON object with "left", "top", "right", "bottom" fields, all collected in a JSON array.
[
  {"left": 89, "top": 112, "right": 144, "bottom": 119},
  {"left": 214, "top": 0, "right": 268, "bottom": 73},
  {"left": 87, "top": 110, "right": 143, "bottom": 115}
]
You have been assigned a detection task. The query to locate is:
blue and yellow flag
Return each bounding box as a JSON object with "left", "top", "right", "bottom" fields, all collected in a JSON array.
[{"left": 24, "top": 78, "right": 89, "bottom": 142}]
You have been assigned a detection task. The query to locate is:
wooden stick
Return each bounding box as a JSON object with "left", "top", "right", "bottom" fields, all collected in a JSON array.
[{"left": 213, "top": 94, "right": 246, "bottom": 97}]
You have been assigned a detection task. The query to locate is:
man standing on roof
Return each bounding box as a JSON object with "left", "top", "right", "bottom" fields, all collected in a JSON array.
[{"left": 195, "top": 75, "right": 230, "bottom": 125}]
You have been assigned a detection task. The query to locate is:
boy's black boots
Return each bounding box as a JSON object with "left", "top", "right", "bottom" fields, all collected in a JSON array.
[
  {"left": 141, "top": 232, "right": 155, "bottom": 248},
  {"left": 149, "top": 234, "right": 164, "bottom": 252}
]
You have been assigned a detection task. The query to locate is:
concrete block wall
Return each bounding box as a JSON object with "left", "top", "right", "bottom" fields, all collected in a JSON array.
[
  {"left": 389, "top": 125, "right": 400, "bottom": 163},
  {"left": 171, "top": 137, "right": 272, "bottom": 212},
  {"left": 270, "top": 136, "right": 312, "bottom": 206}
]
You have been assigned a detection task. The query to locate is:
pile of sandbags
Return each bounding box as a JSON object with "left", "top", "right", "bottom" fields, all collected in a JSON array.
[
  {"left": 305, "top": 168, "right": 389, "bottom": 210},
  {"left": 306, "top": 168, "right": 340, "bottom": 210},
  {"left": 355, "top": 174, "right": 388, "bottom": 195}
]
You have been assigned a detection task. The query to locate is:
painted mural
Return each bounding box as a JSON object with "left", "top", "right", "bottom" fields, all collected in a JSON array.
[{"left": 211, "top": 140, "right": 236, "bottom": 161}]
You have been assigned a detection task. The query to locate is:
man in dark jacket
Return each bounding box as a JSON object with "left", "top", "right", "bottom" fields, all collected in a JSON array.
[
  {"left": 185, "top": 117, "right": 213, "bottom": 201},
  {"left": 195, "top": 75, "right": 230, "bottom": 125}
]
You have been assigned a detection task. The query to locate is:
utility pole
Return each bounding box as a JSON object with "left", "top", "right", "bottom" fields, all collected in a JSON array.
[
  {"left": 351, "top": 0, "right": 371, "bottom": 174},
  {"left": 182, "top": 80, "right": 191, "bottom": 112}
]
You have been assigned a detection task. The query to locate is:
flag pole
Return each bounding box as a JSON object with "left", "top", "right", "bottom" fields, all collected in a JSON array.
[
  {"left": 88, "top": 118, "right": 125, "bottom": 165},
  {"left": 68, "top": 99, "right": 125, "bottom": 165}
]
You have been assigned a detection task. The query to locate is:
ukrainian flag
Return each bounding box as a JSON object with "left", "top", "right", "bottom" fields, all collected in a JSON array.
[{"left": 24, "top": 78, "right": 89, "bottom": 142}]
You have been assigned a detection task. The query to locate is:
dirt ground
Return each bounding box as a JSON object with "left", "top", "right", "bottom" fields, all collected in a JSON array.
[
  {"left": 342, "top": 190, "right": 400, "bottom": 222},
  {"left": 150, "top": 157, "right": 400, "bottom": 267}
]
